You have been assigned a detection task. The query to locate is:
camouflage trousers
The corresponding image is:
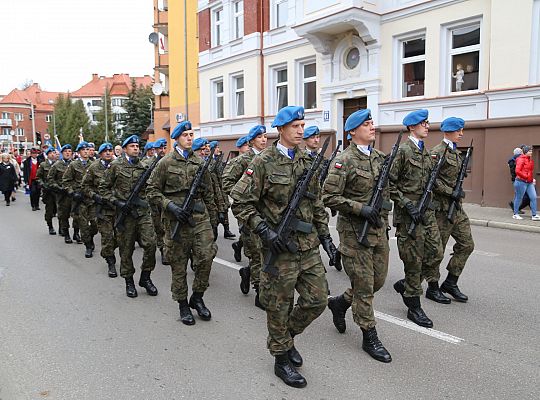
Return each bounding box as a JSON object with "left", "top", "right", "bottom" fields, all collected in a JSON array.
[
  {"left": 116, "top": 213, "right": 156, "bottom": 278},
  {"left": 435, "top": 207, "right": 474, "bottom": 277},
  {"left": 96, "top": 213, "right": 117, "bottom": 259},
  {"left": 78, "top": 203, "right": 98, "bottom": 244},
  {"left": 150, "top": 204, "right": 164, "bottom": 250},
  {"left": 163, "top": 218, "right": 217, "bottom": 302},
  {"left": 42, "top": 190, "right": 57, "bottom": 225},
  {"left": 56, "top": 195, "right": 77, "bottom": 232},
  {"left": 259, "top": 246, "right": 328, "bottom": 356},
  {"left": 339, "top": 231, "right": 389, "bottom": 330},
  {"left": 241, "top": 229, "right": 262, "bottom": 286},
  {"left": 396, "top": 211, "right": 444, "bottom": 297}
]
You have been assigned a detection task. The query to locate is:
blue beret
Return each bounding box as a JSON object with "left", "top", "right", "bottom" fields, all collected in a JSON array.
[
  {"left": 87, "top": 142, "right": 95, "bottom": 148},
  {"left": 98, "top": 143, "right": 113, "bottom": 154},
  {"left": 144, "top": 142, "right": 154, "bottom": 151},
  {"left": 122, "top": 135, "right": 140, "bottom": 148},
  {"left": 344, "top": 109, "right": 372, "bottom": 132},
  {"left": 246, "top": 125, "right": 267, "bottom": 141},
  {"left": 45, "top": 146, "right": 55, "bottom": 155},
  {"left": 236, "top": 136, "right": 249, "bottom": 148},
  {"left": 403, "top": 109, "right": 429, "bottom": 127},
  {"left": 76, "top": 141, "right": 89, "bottom": 152},
  {"left": 171, "top": 121, "right": 192, "bottom": 139},
  {"left": 153, "top": 138, "right": 167, "bottom": 148},
  {"left": 440, "top": 117, "right": 465, "bottom": 132},
  {"left": 271, "top": 106, "right": 305, "bottom": 128},
  {"left": 60, "top": 144, "right": 72, "bottom": 152},
  {"left": 192, "top": 137, "right": 209, "bottom": 151},
  {"left": 209, "top": 140, "right": 219, "bottom": 150},
  {"left": 303, "top": 126, "right": 320, "bottom": 139}
]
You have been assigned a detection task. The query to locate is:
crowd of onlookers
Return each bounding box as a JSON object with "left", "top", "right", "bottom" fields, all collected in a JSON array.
[{"left": 508, "top": 144, "right": 540, "bottom": 221}]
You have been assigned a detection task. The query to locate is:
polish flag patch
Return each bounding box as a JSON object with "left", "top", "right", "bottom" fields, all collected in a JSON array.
[
  {"left": 431, "top": 154, "right": 438, "bottom": 159},
  {"left": 246, "top": 168, "right": 254, "bottom": 176},
  {"left": 334, "top": 162, "right": 343, "bottom": 169}
]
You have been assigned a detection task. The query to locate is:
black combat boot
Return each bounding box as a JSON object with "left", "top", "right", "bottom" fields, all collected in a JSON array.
[
  {"left": 73, "top": 230, "right": 82, "bottom": 244},
  {"left": 189, "top": 291, "right": 211, "bottom": 320},
  {"left": 254, "top": 285, "right": 265, "bottom": 310},
  {"left": 403, "top": 296, "right": 433, "bottom": 328},
  {"left": 64, "top": 230, "right": 73, "bottom": 244},
  {"left": 223, "top": 225, "right": 236, "bottom": 239},
  {"left": 125, "top": 277, "right": 138, "bottom": 298},
  {"left": 426, "top": 281, "right": 451, "bottom": 304},
  {"left": 327, "top": 294, "right": 351, "bottom": 333},
  {"left": 160, "top": 248, "right": 170, "bottom": 265},
  {"left": 89, "top": 238, "right": 95, "bottom": 250},
  {"left": 105, "top": 256, "right": 117, "bottom": 278},
  {"left": 239, "top": 267, "right": 250, "bottom": 294},
  {"left": 232, "top": 240, "right": 242, "bottom": 262},
  {"left": 287, "top": 345, "right": 303, "bottom": 368},
  {"left": 48, "top": 223, "right": 56, "bottom": 235},
  {"left": 84, "top": 243, "right": 93, "bottom": 258},
  {"left": 178, "top": 300, "right": 195, "bottom": 325},
  {"left": 274, "top": 354, "right": 307, "bottom": 388},
  {"left": 138, "top": 271, "right": 158, "bottom": 296},
  {"left": 393, "top": 279, "right": 405, "bottom": 295},
  {"left": 440, "top": 273, "right": 468, "bottom": 302},
  {"left": 59, "top": 227, "right": 66, "bottom": 237},
  {"left": 361, "top": 327, "right": 392, "bottom": 363}
]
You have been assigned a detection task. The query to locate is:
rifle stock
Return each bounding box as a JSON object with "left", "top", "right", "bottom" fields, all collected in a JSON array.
[
  {"left": 447, "top": 139, "right": 473, "bottom": 222},
  {"left": 319, "top": 140, "right": 342, "bottom": 187}
]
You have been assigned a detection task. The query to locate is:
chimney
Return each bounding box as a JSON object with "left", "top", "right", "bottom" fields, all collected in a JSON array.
[{"left": 92, "top": 73, "right": 98, "bottom": 80}]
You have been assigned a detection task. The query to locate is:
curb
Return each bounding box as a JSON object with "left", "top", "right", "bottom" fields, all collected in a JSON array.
[{"left": 469, "top": 218, "right": 540, "bottom": 234}]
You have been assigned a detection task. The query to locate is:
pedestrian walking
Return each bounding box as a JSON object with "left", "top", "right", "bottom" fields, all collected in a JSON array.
[
  {"left": 23, "top": 148, "right": 42, "bottom": 211},
  {"left": 35, "top": 147, "right": 59, "bottom": 234},
  {"left": 513, "top": 146, "right": 540, "bottom": 220},
  {"left": 0, "top": 153, "right": 18, "bottom": 206},
  {"left": 508, "top": 147, "right": 529, "bottom": 213}
]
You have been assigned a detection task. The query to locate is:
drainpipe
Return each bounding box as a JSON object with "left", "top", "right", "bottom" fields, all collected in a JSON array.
[
  {"left": 259, "top": 0, "right": 265, "bottom": 126},
  {"left": 184, "top": 0, "right": 189, "bottom": 120}
]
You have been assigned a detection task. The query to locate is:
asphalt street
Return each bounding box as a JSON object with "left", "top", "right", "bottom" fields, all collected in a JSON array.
[{"left": 0, "top": 198, "right": 539, "bottom": 400}]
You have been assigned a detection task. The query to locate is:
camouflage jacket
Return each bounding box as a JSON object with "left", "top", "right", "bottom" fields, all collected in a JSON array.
[
  {"left": 36, "top": 159, "right": 55, "bottom": 189},
  {"left": 47, "top": 159, "right": 71, "bottom": 192},
  {"left": 146, "top": 149, "right": 217, "bottom": 226},
  {"left": 141, "top": 156, "right": 156, "bottom": 168},
  {"left": 322, "top": 144, "right": 390, "bottom": 245},
  {"left": 230, "top": 141, "right": 330, "bottom": 252},
  {"left": 209, "top": 157, "right": 226, "bottom": 212},
  {"left": 431, "top": 141, "right": 463, "bottom": 211},
  {"left": 81, "top": 159, "right": 114, "bottom": 216},
  {"left": 389, "top": 138, "right": 435, "bottom": 225},
  {"left": 222, "top": 150, "right": 256, "bottom": 196},
  {"left": 62, "top": 158, "right": 92, "bottom": 195}
]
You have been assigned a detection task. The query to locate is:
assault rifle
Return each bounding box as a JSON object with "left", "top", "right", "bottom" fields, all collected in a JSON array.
[
  {"left": 211, "top": 152, "right": 224, "bottom": 174},
  {"left": 319, "top": 140, "right": 342, "bottom": 187},
  {"left": 170, "top": 147, "right": 216, "bottom": 242},
  {"left": 447, "top": 139, "right": 473, "bottom": 223},
  {"left": 217, "top": 151, "right": 232, "bottom": 177},
  {"left": 407, "top": 146, "right": 447, "bottom": 238},
  {"left": 356, "top": 130, "right": 403, "bottom": 247},
  {"left": 262, "top": 137, "right": 331, "bottom": 276},
  {"left": 114, "top": 155, "right": 161, "bottom": 232}
]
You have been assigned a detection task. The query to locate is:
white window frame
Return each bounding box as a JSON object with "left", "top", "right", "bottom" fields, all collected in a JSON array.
[
  {"left": 14, "top": 113, "right": 24, "bottom": 121},
  {"left": 212, "top": 7, "right": 224, "bottom": 47},
  {"left": 16, "top": 128, "right": 24, "bottom": 136},
  {"left": 395, "top": 31, "right": 426, "bottom": 100},
  {"left": 441, "top": 18, "right": 482, "bottom": 95},
  {"left": 45, "top": 114, "right": 52, "bottom": 123},
  {"left": 231, "top": 73, "right": 245, "bottom": 117},
  {"left": 298, "top": 59, "right": 317, "bottom": 110},
  {"left": 2, "top": 127, "right": 10, "bottom": 135},
  {"left": 271, "top": 64, "right": 288, "bottom": 113},
  {"left": 530, "top": 0, "right": 540, "bottom": 83},
  {"left": 1, "top": 112, "right": 9, "bottom": 119},
  {"left": 271, "top": 0, "right": 288, "bottom": 29},
  {"left": 232, "top": 0, "right": 244, "bottom": 40},
  {"left": 212, "top": 78, "right": 225, "bottom": 119}
]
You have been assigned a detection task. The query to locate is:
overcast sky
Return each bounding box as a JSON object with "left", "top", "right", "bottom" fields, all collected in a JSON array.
[{"left": 0, "top": 0, "right": 155, "bottom": 95}]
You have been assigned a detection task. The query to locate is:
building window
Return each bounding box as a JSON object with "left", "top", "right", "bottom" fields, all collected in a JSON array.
[
  {"left": 2, "top": 128, "right": 10, "bottom": 135},
  {"left": 212, "top": 8, "right": 224, "bottom": 47},
  {"left": 301, "top": 62, "right": 317, "bottom": 109},
  {"left": 45, "top": 114, "right": 52, "bottom": 123},
  {"left": 92, "top": 114, "right": 98, "bottom": 122},
  {"left": 114, "top": 113, "right": 124, "bottom": 122},
  {"left": 400, "top": 36, "right": 425, "bottom": 98},
  {"left": 17, "top": 128, "right": 24, "bottom": 136},
  {"left": 448, "top": 24, "right": 480, "bottom": 92},
  {"left": 274, "top": 67, "right": 288, "bottom": 112},
  {"left": 213, "top": 79, "right": 224, "bottom": 119},
  {"left": 233, "top": 74, "right": 245, "bottom": 117},
  {"left": 91, "top": 99, "right": 102, "bottom": 107},
  {"left": 14, "top": 113, "right": 23, "bottom": 121},
  {"left": 1, "top": 112, "right": 9, "bottom": 119},
  {"left": 272, "top": 0, "right": 288, "bottom": 28},
  {"left": 232, "top": 1, "right": 244, "bottom": 40},
  {"left": 345, "top": 48, "right": 360, "bottom": 70}
]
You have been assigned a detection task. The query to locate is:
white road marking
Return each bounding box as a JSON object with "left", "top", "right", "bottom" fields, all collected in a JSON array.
[{"left": 213, "top": 258, "right": 464, "bottom": 345}]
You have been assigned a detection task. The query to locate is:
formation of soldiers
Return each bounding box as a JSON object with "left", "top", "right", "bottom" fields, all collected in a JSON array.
[{"left": 32, "top": 106, "right": 474, "bottom": 389}]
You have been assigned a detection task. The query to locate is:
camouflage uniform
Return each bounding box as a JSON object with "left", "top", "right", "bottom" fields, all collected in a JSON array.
[
  {"left": 222, "top": 149, "right": 261, "bottom": 286},
  {"left": 48, "top": 159, "right": 77, "bottom": 235},
  {"left": 209, "top": 157, "right": 227, "bottom": 225},
  {"left": 63, "top": 158, "right": 97, "bottom": 245},
  {"left": 146, "top": 149, "right": 217, "bottom": 302},
  {"left": 431, "top": 141, "right": 474, "bottom": 277},
  {"left": 99, "top": 156, "right": 156, "bottom": 278},
  {"left": 322, "top": 145, "right": 390, "bottom": 329},
  {"left": 36, "top": 159, "right": 57, "bottom": 229},
  {"left": 389, "top": 139, "right": 444, "bottom": 297},
  {"left": 231, "top": 142, "right": 329, "bottom": 356},
  {"left": 143, "top": 156, "right": 164, "bottom": 251},
  {"left": 81, "top": 159, "right": 117, "bottom": 259}
]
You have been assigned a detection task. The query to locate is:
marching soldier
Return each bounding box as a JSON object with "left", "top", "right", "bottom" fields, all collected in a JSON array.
[
  {"left": 48, "top": 144, "right": 77, "bottom": 243},
  {"left": 389, "top": 109, "right": 445, "bottom": 328},
  {"left": 99, "top": 135, "right": 158, "bottom": 298},
  {"left": 36, "top": 146, "right": 58, "bottom": 235},
  {"left": 222, "top": 126, "right": 267, "bottom": 306},
  {"left": 149, "top": 138, "right": 168, "bottom": 265},
  {"left": 430, "top": 117, "right": 474, "bottom": 302},
  {"left": 142, "top": 142, "right": 155, "bottom": 161},
  {"left": 87, "top": 142, "right": 96, "bottom": 162},
  {"left": 322, "top": 109, "right": 392, "bottom": 363},
  {"left": 302, "top": 126, "right": 321, "bottom": 158},
  {"left": 231, "top": 106, "right": 338, "bottom": 388},
  {"left": 63, "top": 141, "right": 97, "bottom": 258},
  {"left": 147, "top": 121, "right": 218, "bottom": 325},
  {"left": 81, "top": 142, "right": 118, "bottom": 277}
]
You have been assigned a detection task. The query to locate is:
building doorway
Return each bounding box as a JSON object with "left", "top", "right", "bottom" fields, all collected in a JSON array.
[{"left": 342, "top": 97, "right": 367, "bottom": 148}]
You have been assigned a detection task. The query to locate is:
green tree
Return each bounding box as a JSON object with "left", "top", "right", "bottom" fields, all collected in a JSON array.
[
  {"left": 121, "top": 79, "right": 153, "bottom": 141},
  {"left": 49, "top": 94, "right": 90, "bottom": 147}
]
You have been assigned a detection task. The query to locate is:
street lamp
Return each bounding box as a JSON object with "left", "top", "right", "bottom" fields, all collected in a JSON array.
[
  {"left": 149, "top": 98, "right": 153, "bottom": 126},
  {"left": 48, "top": 99, "right": 57, "bottom": 144},
  {"left": 25, "top": 98, "right": 36, "bottom": 146}
]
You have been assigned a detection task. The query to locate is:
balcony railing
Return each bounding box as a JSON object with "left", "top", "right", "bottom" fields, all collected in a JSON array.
[{"left": 0, "top": 118, "right": 13, "bottom": 127}]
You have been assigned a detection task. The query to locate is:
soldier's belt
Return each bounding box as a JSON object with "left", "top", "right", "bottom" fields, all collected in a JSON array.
[{"left": 270, "top": 219, "right": 312, "bottom": 234}]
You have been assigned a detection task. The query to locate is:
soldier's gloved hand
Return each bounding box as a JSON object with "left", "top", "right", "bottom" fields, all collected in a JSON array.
[
  {"left": 166, "top": 202, "right": 190, "bottom": 224},
  {"left": 451, "top": 188, "right": 465, "bottom": 202},
  {"left": 254, "top": 221, "right": 287, "bottom": 254},
  {"left": 218, "top": 212, "right": 226, "bottom": 224},
  {"left": 212, "top": 225, "right": 218, "bottom": 241},
  {"left": 319, "top": 234, "right": 338, "bottom": 266},
  {"left": 72, "top": 192, "right": 83, "bottom": 202},
  {"left": 359, "top": 205, "right": 382, "bottom": 227},
  {"left": 93, "top": 194, "right": 103, "bottom": 204},
  {"left": 405, "top": 202, "right": 421, "bottom": 224}
]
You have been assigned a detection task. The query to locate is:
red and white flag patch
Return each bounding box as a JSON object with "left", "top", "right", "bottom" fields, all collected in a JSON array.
[
  {"left": 335, "top": 162, "right": 343, "bottom": 169},
  {"left": 245, "top": 168, "right": 254, "bottom": 176}
]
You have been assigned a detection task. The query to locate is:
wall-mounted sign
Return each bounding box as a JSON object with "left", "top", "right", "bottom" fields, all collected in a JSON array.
[
  {"left": 176, "top": 113, "right": 185, "bottom": 123},
  {"left": 323, "top": 111, "right": 330, "bottom": 122}
]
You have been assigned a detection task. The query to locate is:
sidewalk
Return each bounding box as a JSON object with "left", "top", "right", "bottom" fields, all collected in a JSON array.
[{"left": 463, "top": 203, "right": 540, "bottom": 234}]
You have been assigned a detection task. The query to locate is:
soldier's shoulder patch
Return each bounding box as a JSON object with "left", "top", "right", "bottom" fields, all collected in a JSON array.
[
  {"left": 431, "top": 154, "right": 438, "bottom": 159},
  {"left": 245, "top": 168, "right": 254, "bottom": 176},
  {"left": 334, "top": 162, "right": 343, "bottom": 169}
]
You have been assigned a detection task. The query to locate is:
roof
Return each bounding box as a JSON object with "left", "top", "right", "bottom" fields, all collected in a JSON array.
[
  {"left": 71, "top": 73, "right": 153, "bottom": 98},
  {"left": 0, "top": 83, "right": 63, "bottom": 111}
]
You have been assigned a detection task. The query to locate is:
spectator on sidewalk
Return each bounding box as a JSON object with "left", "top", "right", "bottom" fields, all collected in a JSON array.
[
  {"left": 513, "top": 146, "right": 540, "bottom": 220},
  {"left": 508, "top": 147, "right": 530, "bottom": 213},
  {"left": 0, "top": 153, "right": 18, "bottom": 206},
  {"left": 9, "top": 153, "right": 22, "bottom": 202},
  {"left": 23, "top": 148, "right": 42, "bottom": 211}
]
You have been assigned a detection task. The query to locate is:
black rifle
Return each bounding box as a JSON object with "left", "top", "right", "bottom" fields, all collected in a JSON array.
[
  {"left": 170, "top": 147, "right": 216, "bottom": 242},
  {"left": 211, "top": 152, "right": 224, "bottom": 174},
  {"left": 407, "top": 146, "right": 448, "bottom": 238},
  {"left": 114, "top": 156, "right": 161, "bottom": 232},
  {"left": 217, "top": 151, "right": 232, "bottom": 177},
  {"left": 356, "top": 130, "right": 403, "bottom": 247},
  {"left": 319, "top": 140, "right": 342, "bottom": 187},
  {"left": 447, "top": 139, "right": 473, "bottom": 223},
  {"left": 262, "top": 137, "right": 331, "bottom": 276}
]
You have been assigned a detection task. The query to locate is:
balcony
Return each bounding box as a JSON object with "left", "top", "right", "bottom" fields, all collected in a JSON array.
[
  {"left": 155, "top": 94, "right": 169, "bottom": 110},
  {"left": 0, "top": 118, "right": 13, "bottom": 127},
  {"left": 155, "top": 52, "right": 169, "bottom": 74}
]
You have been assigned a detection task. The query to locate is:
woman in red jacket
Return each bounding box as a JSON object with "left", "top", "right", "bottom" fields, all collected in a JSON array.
[{"left": 513, "top": 146, "right": 540, "bottom": 220}]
